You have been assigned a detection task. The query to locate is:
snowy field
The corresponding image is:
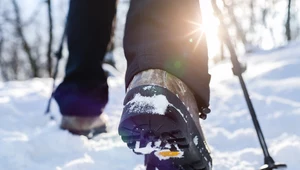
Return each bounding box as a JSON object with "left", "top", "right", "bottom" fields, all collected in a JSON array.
[
  {"left": 1, "top": 0, "right": 300, "bottom": 169},
  {"left": 1, "top": 41, "right": 300, "bottom": 170}
]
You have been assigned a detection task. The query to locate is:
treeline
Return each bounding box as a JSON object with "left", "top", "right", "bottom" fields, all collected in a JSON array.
[
  {"left": 212, "top": 0, "right": 298, "bottom": 62},
  {"left": 0, "top": 0, "right": 67, "bottom": 81},
  {"left": 0, "top": 0, "right": 298, "bottom": 81}
]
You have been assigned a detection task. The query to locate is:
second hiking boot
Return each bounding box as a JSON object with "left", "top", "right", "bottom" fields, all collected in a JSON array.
[{"left": 60, "top": 115, "right": 107, "bottom": 139}]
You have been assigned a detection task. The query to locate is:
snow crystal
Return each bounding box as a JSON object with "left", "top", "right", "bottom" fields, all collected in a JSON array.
[
  {"left": 154, "top": 140, "right": 162, "bottom": 147},
  {"left": 134, "top": 142, "right": 158, "bottom": 154},
  {"left": 143, "top": 86, "right": 153, "bottom": 90},
  {"left": 168, "top": 103, "right": 187, "bottom": 123},
  {"left": 127, "top": 93, "right": 169, "bottom": 115},
  {"left": 193, "top": 136, "right": 198, "bottom": 146}
]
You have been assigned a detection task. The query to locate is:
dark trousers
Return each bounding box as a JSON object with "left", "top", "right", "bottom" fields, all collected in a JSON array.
[{"left": 54, "top": 0, "right": 211, "bottom": 117}]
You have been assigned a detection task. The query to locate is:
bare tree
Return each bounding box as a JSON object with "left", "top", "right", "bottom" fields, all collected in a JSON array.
[
  {"left": 10, "top": 42, "right": 20, "bottom": 79},
  {"left": 11, "top": 0, "right": 39, "bottom": 77},
  {"left": 46, "top": 0, "right": 53, "bottom": 76},
  {"left": 0, "top": 0, "right": 69, "bottom": 81},
  {"left": 249, "top": 0, "right": 256, "bottom": 33},
  {"left": 286, "top": 0, "right": 292, "bottom": 41},
  {"left": 0, "top": 27, "right": 9, "bottom": 81}
]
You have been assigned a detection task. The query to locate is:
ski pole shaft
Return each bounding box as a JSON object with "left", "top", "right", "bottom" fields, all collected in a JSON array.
[
  {"left": 211, "top": 1, "right": 287, "bottom": 169},
  {"left": 237, "top": 74, "right": 271, "bottom": 158},
  {"left": 45, "top": 19, "right": 67, "bottom": 115}
]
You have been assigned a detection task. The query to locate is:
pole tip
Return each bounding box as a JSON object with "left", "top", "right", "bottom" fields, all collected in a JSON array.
[{"left": 260, "top": 163, "right": 287, "bottom": 170}]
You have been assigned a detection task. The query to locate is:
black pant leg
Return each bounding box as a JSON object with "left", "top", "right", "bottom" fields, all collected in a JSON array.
[
  {"left": 124, "top": 0, "right": 211, "bottom": 109},
  {"left": 65, "top": 0, "right": 116, "bottom": 83},
  {"left": 54, "top": 0, "right": 117, "bottom": 117}
]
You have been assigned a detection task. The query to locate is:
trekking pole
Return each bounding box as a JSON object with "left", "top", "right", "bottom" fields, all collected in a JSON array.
[
  {"left": 210, "top": 0, "right": 287, "bottom": 169},
  {"left": 231, "top": 60, "right": 287, "bottom": 170},
  {"left": 228, "top": 40, "right": 287, "bottom": 170},
  {"left": 231, "top": 43, "right": 287, "bottom": 170},
  {"left": 45, "top": 20, "right": 67, "bottom": 117}
]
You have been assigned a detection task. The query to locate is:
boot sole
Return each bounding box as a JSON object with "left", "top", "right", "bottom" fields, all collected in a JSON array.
[
  {"left": 118, "top": 85, "right": 212, "bottom": 170},
  {"left": 63, "top": 125, "right": 107, "bottom": 139}
]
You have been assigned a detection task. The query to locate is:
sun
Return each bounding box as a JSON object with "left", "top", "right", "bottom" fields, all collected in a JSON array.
[
  {"left": 201, "top": 0, "right": 221, "bottom": 59},
  {"left": 186, "top": 1, "right": 221, "bottom": 60}
]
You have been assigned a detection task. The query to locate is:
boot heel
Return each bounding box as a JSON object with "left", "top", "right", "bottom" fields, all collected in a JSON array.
[{"left": 118, "top": 85, "right": 212, "bottom": 170}]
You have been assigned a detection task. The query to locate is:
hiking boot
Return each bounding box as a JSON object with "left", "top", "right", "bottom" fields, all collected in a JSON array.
[
  {"left": 60, "top": 115, "right": 107, "bottom": 139},
  {"left": 54, "top": 81, "right": 109, "bottom": 138},
  {"left": 118, "top": 69, "right": 212, "bottom": 170}
]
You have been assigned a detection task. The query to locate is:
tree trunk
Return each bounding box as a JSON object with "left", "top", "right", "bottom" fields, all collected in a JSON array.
[
  {"left": 286, "top": 0, "right": 292, "bottom": 41},
  {"left": 11, "top": 43, "right": 20, "bottom": 80},
  {"left": 0, "top": 30, "right": 9, "bottom": 81},
  {"left": 46, "top": 0, "right": 53, "bottom": 76},
  {"left": 249, "top": 0, "right": 255, "bottom": 33}
]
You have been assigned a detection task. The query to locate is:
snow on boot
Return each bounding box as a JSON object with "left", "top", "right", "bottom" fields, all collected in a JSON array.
[
  {"left": 118, "top": 69, "right": 212, "bottom": 170},
  {"left": 60, "top": 115, "right": 107, "bottom": 139}
]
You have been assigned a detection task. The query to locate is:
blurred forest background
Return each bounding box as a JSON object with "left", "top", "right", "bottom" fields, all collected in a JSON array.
[{"left": 0, "top": 0, "right": 299, "bottom": 81}]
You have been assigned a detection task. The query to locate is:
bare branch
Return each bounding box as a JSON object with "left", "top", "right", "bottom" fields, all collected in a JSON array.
[
  {"left": 11, "top": 0, "right": 39, "bottom": 77},
  {"left": 222, "top": 0, "right": 248, "bottom": 47},
  {"left": 46, "top": 0, "right": 53, "bottom": 76},
  {"left": 23, "top": 1, "right": 44, "bottom": 27}
]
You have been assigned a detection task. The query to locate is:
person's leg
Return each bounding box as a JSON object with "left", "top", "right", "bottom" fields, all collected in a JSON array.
[
  {"left": 54, "top": 0, "right": 116, "bottom": 135},
  {"left": 120, "top": 0, "right": 211, "bottom": 169},
  {"left": 124, "top": 0, "right": 211, "bottom": 110}
]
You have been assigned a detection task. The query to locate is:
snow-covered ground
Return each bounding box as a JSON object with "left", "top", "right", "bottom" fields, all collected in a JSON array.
[
  {"left": 1, "top": 0, "right": 300, "bottom": 168},
  {"left": 206, "top": 42, "right": 300, "bottom": 169},
  {"left": 1, "top": 42, "right": 300, "bottom": 170}
]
